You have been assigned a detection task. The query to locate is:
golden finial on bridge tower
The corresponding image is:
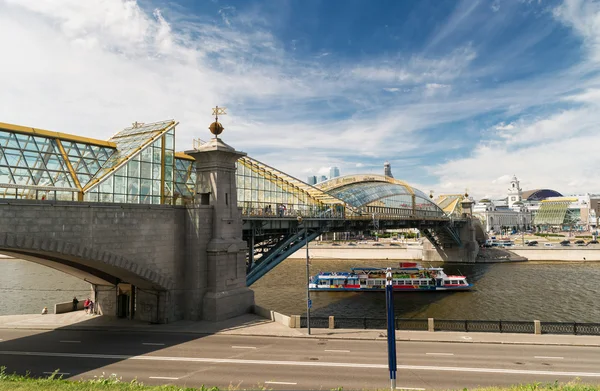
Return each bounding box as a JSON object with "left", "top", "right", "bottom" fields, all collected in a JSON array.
[{"left": 209, "top": 106, "right": 227, "bottom": 137}]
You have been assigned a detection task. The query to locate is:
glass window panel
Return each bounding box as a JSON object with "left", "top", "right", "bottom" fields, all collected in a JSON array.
[
  {"left": 0, "top": 132, "right": 12, "bottom": 147},
  {"left": 5, "top": 134, "right": 20, "bottom": 149},
  {"left": 4, "top": 149, "right": 22, "bottom": 166},
  {"left": 22, "top": 151, "right": 42, "bottom": 168},
  {"left": 140, "top": 162, "right": 152, "bottom": 179},
  {"left": 67, "top": 143, "right": 81, "bottom": 156},
  {"left": 114, "top": 175, "right": 126, "bottom": 194},
  {"left": 84, "top": 158, "right": 101, "bottom": 174},
  {"left": 153, "top": 147, "right": 161, "bottom": 164},
  {"left": 165, "top": 164, "right": 173, "bottom": 182},
  {"left": 128, "top": 160, "right": 140, "bottom": 177},
  {"left": 152, "top": 163, "right": 160, "bottom": 180},
  {"left": 152, "top": 179, "right": 160, "bottom": 196},
  {"left": 99, "top": 176, "right": 113, "bottom": 193},
  {"left": 0, "top": 166, "right": 12, "bottom": 183},
  {"left": 113, "top": 193, "right": 125, "bottom": 203},
  {"left": 140, "top": 179, "right": 152, "bottom": 196},
  {"left": 14, "top": 134, "right": 29, "bottom": 148},
  {"left": 30, "top": 169, "right": 53, "bottom": 186},
  {"left": 100, "top": 193, "right": 113, "bottom": 203},
  {"left": 21, "top": 136, "right": 39, "bottom": 151},
  {"left": 77, "top": 173, "right": 91, "bottom": 186},
  {"left": 165, "top": 132, "right": 174, "bottom": 150},
  {"left": 53, "top": 172, "right": 73, "bottom": 188},
  {"left": 141, "top": 146, "right": 152, "bottom": 162},
  {"left": 11, "top": 167, "right": 32, "bottom": 185},
  {"left": 128, "top": 176, "right": 139, "bottom": 195},
  {"left": 45, "top": 156, "right": 63, "bottom": 171},
  {"left": 153, "top": 137, "right": 162, "bottom": 149},
  {"left": 127, "top": 194, "right": 139, "bottom": 203}
]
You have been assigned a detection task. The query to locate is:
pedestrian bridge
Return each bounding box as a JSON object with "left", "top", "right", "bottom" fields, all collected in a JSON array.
[{"left": 0, "top": 119, "right": 481, "bottom": 322}]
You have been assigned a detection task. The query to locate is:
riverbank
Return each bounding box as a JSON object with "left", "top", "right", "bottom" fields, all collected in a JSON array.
[{"left": 289, "top": 242, "right": 600, "bottom": 261}]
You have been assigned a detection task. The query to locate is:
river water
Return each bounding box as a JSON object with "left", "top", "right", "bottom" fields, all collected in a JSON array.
[{"left": 1, "top": 258, "right": 600, "bottom": 322}]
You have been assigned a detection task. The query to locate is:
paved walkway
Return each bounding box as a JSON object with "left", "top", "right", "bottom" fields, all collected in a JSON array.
[{"left": 1, "top": 311, "right": 600, "bottom": 347}]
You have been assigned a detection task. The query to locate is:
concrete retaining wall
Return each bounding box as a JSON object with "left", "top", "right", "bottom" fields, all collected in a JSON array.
[
  {"left": 54, "top": 301, "right": 85, "bottom": 314},
  {"left": 253, "top": 304, "right": 292, "bottom": 327}
]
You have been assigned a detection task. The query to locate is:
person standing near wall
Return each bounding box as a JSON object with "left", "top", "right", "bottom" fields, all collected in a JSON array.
[{"left": 72, "top": 297, "right": 79, "bottom": 312}]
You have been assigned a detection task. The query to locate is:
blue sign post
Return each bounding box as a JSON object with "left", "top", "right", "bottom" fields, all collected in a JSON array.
[{"left": 385, "top": 267, "right": 397, "bottom": 390}]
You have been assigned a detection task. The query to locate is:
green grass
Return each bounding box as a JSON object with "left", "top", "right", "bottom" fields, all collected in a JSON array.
[
  {"left": 0, "top": 367, "right": 267, "bottom": 391},
  {"left": 1, "top": 368, "right": 599, "bottom": 391}
]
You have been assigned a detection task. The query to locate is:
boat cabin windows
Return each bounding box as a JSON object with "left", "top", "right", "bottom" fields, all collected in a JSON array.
[{"left": 444, "top": 279, "right": 467, "bottom": 285}]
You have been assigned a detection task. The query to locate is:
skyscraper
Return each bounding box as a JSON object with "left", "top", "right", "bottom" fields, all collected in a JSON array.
[
  {"left": 384, "top": 161, "right": 394, "bottom": 178},
  {"left": 307, "top": 176, "right": 317, "bottom": 185},
  {"left": 329, "top": 166, "right": 340, "bottom": 179},
  {"left": 320, "top": 175, "right": 327, "bottom": 183}
]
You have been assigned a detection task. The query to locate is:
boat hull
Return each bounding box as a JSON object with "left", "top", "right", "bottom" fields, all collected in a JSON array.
[{"left": 309, "top": 285, "right": 473, "bottom": 292}]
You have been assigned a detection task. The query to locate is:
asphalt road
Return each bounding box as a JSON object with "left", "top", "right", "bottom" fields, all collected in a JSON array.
[{"left": 0, "top": 329, "right": 599, "bottom": 390}]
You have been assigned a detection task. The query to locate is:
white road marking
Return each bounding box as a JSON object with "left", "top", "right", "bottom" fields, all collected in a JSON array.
[
  {"left": 142, "top": 343, "right": 165, "bottom": 346},
  {"left": 265, "top": 381, "right": 297, "bottom": 385},
  {"left": 325, "top": 349, "right": 351, "bottom": 353},
  {"left": 426, "top": 353, "right": 454, "bottom": 356},
  {"left": 149, "top": 376, "right": 179, "bottom": 380},
  {"left": 396, "top": 387, "right": 425, "bottom": 390},
  {"left": 59, "top": 341, "right": 80, "bottom": 343},
  {"left": 43, "top": 372, "right": 70, "bottom": 375},
  {"left": 1, "top": 351, "right": 600, "bottom": 378},
  {"left": 231, "top": 346, "right": 257, "bottom": 349},
  {"left": 535, "top": 356, "right": 564, "bottom": 360}
]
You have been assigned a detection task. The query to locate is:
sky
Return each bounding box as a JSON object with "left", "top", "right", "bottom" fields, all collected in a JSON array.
[{"left": 1, "top": 0, "right": 599, "bottom": 199}]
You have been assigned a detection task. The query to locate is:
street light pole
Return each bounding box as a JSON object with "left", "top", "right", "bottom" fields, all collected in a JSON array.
[
  {"left": 299, "top": 216, "right": 311, "bottom": 335},
  {"left": 306, "top": 225, "right": 311, "bottom": 335}
]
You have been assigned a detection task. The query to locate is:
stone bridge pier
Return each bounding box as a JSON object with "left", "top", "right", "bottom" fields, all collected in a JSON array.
[
  {"left": 422, "top": 217, "right": 485, "bottom": 263},
  {"left": 0, "top": 136, "right": 254, "bottom": 323}
]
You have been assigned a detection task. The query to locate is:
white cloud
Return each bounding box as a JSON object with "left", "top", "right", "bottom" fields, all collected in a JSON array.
[
  {"left": 426, "top": 83, "right": 451, "bottom": 89},
  {"left": 431, "top": 88, "right": 600, "bottom": 197},
  {"left": 495, "top": 122, "right": 515, "bottom": 130},
  {"left": 553, "top": 0, "right": 600, "bottom": 62},
  {"left": 355, "top": 163, "right": 365, "bottom": 168},
  {"left": 383, "top": 87, "right": 400, "bottom": 92}
]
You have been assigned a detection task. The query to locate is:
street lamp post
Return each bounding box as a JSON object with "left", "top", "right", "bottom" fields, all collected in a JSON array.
[{"left": 298, "top": 216, "right": 311, "bottom": 335}]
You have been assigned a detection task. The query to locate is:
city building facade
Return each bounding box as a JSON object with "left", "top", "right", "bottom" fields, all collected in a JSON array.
[{"left": 329, "top": 166, "right": 340, "bottom": 179}]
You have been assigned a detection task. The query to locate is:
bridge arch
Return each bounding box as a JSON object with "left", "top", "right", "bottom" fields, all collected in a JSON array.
[{"left": 0, "top": 233, "right": 174, "bottom": 290}]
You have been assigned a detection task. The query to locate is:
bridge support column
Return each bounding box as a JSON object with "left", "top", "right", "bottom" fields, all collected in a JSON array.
[
  {"left": 422, "top": 219, "right": 479, "bottom": 263},
  {"left": 186, "top": 135, "right": 254, "bottom": 322}
]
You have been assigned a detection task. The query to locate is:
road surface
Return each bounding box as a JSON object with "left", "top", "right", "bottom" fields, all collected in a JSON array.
[{"left": 0, "top": 329, "right": 599, "bottom": 390}]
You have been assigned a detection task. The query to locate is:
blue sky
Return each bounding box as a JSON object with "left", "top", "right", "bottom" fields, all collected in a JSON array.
[{"left": 1, "top": 0, "right": 599, "bottom": 198}]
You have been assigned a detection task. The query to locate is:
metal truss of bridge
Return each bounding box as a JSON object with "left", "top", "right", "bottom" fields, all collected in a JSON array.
[{"left": 0, "top": 120, "right": 463, "bottom": 286}]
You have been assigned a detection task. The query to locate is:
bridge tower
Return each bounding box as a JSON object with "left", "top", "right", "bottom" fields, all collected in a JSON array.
[{"left": 184, "top": 108, "right": 254, "bottom": 321}]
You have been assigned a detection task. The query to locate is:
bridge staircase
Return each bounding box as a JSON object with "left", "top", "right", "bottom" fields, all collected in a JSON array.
[
  {"left": 245, "top": 222, "right": 331, "bottom": 286},
  {"left": 421, "top": 223, "right": 462, "bottom": 250}
]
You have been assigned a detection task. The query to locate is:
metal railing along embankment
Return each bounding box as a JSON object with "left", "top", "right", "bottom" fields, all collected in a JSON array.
[{"left": 298, "top": 316, "right": 600, "bottom": 335}]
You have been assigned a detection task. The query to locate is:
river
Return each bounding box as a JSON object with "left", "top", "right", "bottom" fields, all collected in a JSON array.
[{"left": 1, "top": 258, "right": 600, "bottom": 322}]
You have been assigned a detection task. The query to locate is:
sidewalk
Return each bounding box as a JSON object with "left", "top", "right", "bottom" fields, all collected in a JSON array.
[{"left": 1, "top": 312, "right": 600, "bottom": 347}]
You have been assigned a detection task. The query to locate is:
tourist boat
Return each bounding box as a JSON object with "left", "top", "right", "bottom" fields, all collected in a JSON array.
[{"left": 309, "top": 262, "right": 472, "bottom": 292}]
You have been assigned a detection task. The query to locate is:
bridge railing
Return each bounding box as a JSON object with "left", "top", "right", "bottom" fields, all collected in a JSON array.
[{"left": 240, "top": 202, "right": 345, "bottom": 219}]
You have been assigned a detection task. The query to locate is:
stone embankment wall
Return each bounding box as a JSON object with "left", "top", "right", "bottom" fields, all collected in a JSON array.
[
  {"left": 288, "top": 245, "right": 423, "bottom": 260},
  {"left": 510, "top": 247, "right": 600, "bottom": 261},
  {"left": 288, "top": 243, "right": 600, "bottom": 262}
]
